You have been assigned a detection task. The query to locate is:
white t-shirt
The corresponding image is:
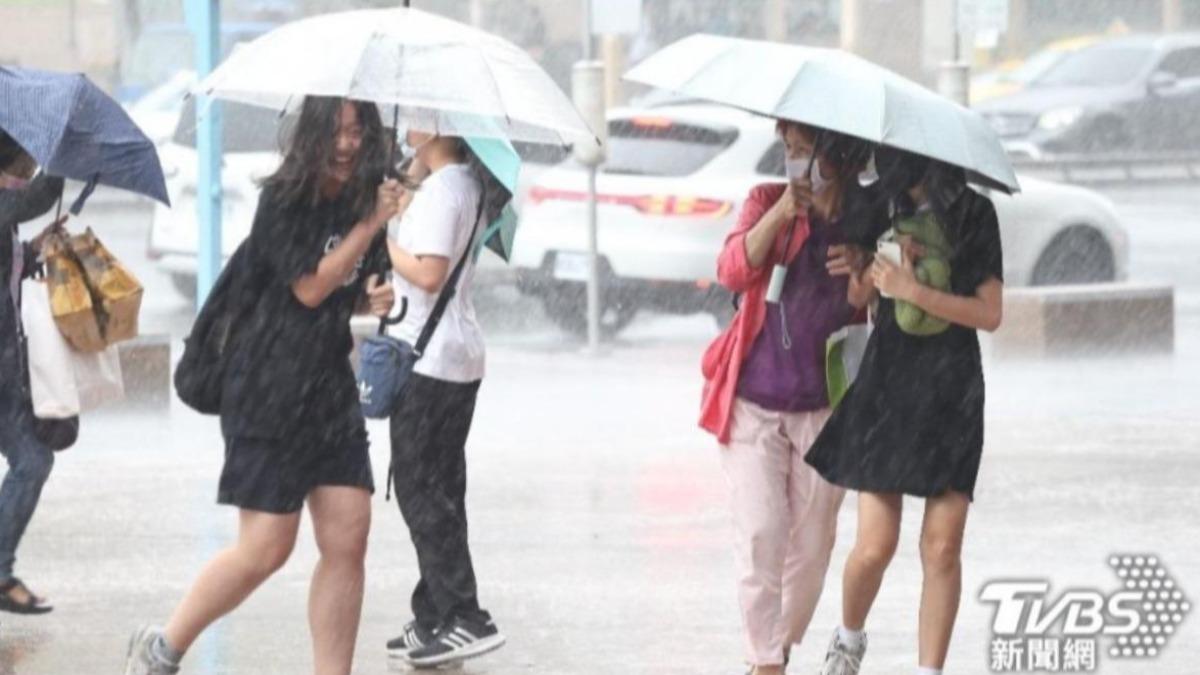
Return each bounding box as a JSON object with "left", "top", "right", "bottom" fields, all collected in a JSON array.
[{"left": 387, "top": 163, "right": 485, "bottom": 383}]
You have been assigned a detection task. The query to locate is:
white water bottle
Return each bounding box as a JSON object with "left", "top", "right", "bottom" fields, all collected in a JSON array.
[{"left": 766, "top": 264, "right": 788, "bottom": 303}]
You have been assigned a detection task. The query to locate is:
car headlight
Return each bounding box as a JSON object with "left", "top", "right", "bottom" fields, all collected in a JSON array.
[{"left": 1037, "top": 107, "right": 1084, "bottom": 132}]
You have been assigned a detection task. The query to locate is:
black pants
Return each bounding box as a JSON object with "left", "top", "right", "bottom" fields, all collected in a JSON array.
[{"left": 390, "top": 373, "right": 489, "bottom": 631}]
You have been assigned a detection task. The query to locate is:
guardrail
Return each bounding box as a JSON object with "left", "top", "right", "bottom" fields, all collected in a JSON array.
[{"left": 1011, "top": 152, "right": 1200, "bottom": 185}]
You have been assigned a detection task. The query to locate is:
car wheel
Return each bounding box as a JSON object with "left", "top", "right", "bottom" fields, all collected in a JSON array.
[
  {"left": 1031, "top": 226, "right": 1115, "bottom": 286},
  {"left": 541, "top": 284, "right": 639, "bottom": 339},
  {"left": 170, "top": 273, "right": 197, "bottom": 300}
]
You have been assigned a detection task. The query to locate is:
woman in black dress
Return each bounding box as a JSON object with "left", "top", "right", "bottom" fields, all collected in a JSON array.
[
  {"left": 124, "top": 97, "right": 401, "bottom": 675},
  {"left": 807, "top": 149, "right": 1004, "bottom": 675}
]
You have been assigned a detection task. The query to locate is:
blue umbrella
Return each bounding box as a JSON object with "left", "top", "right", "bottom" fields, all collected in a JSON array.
[{"left": 0, "top": 66, "right": 169, "bottom": 213}]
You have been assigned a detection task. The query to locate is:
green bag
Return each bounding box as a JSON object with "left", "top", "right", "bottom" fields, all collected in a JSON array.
[
  {"left": 826, "top": 323, "right": 871, "bottom": 408},
  {"left": 891, "top": 210, "right": 953, "bottom": 337}
]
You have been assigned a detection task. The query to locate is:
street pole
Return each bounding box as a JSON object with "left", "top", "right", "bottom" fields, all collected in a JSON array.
[
  {"left": 191, "top": 0, "right": 222, "bottom": 306},
  {"left": 583, "top": 0, "right": 602, "bottom": 352},
  {"left": 938, "top": 0, "right": 971, "bottom": 106}
]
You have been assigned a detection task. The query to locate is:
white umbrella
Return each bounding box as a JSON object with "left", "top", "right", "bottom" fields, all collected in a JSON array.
[
  {"left": 625, "top": 34, "right": 1020, "bottom": 193},
  {"left": 193, "top": 7, "right": 596, "bottom": 147}
]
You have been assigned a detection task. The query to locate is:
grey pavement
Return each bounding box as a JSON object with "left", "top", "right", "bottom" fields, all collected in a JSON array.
[{"left": 0, "top": 185, "right": 1198, "bottom": 674}]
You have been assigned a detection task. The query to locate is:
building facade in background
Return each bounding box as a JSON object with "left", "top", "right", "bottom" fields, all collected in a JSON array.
[{"left": 0, "top": 0, "right": 1197, "bottom": 101}]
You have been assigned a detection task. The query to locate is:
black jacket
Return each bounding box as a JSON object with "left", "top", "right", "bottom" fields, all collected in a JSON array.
[{"left": 0, "top": 174, "right": 64, "bottom": 391}]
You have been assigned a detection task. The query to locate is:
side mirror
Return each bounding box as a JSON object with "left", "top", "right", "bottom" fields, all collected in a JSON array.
[{"left": 1148, "top": 71, "right": 1179, "bottom": 95}]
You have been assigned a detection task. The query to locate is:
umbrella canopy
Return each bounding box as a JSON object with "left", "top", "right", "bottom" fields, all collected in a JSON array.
[
  {"left": 194, "top": 7, "right": 597, "bottom": 147},
  {"left": 625, "top": 34, "right": 1019, "bottom": 194},
  {"left": 0, "top": 66, "right": 170, "bottom": 211},
  {"left": 464, "top": 131, "right": 521, "bottom": 262}
]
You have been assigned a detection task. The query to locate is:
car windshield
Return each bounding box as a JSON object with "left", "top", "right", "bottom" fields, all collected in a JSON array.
[
  {"left": 512, "top": 141, "right": 572, "bottom": 166},
  {"left": 121, "top": 28, "right": 266, "bottom": 92},
  {"left": 121, "top": 31, "right": 194, "bottom": 90},
  {"left": 172, "top": 97, "right": 285, "bottom": 154},
  {"left": 601, "top": 118, "right": 738, "bottom": 177},
  {"left": 1005, "top": 48, "right": 1069, "bottom": 85},
  {"left": 1033, "top": 45, "right": 1153, "bottom": 87}
]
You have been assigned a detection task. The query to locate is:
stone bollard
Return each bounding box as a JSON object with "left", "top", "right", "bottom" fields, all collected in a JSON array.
[
  {"left": 988, "top": 283, "right": 1174, "bottom": 359},
  {"left": 116, "top": 334, "right": 171, "bottom": 410}
]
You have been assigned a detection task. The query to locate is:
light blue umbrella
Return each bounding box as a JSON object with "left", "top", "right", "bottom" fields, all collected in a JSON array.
[
  {"left": 464, "top": 130, "right": 521, "bottom": 262},
  {"left": 625, "top": 34, "right": 1019, "bottom": 193}
]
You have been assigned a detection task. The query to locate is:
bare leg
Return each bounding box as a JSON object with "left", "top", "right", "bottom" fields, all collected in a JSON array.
[
  {"left": 917, "top": 491, "right": 970, "bottom": 669},
  {"left": 841, "top": 492, "right": 902, "bottom": 631},
  {"left": 163, "top": 509, "right": 301, "bottom": 653},
  {"left": 307, "top": 486, "right": 372, "bottom": 675}
]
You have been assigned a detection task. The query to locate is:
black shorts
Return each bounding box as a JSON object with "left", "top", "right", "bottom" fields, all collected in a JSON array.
[{"left": 218, "top": 428, "right": 374, "bottom": 514}]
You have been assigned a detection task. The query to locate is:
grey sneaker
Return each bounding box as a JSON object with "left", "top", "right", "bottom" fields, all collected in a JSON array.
[
  {"left": 818, "top": 628, "right": 866, "bottom": 675},
  {"left": 123, "top": 625, "right": 180, "bottom": 675}
]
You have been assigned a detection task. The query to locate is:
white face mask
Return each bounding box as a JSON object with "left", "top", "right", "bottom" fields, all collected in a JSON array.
[
  {"left": 397, "top": 127, "right": 435, "bottom": 162},
  {"left": 0, "top": 172, "right": 30, "bottom": 190},
  {"left": 784, "top": 154, "right": 829, "bottom": 194}
]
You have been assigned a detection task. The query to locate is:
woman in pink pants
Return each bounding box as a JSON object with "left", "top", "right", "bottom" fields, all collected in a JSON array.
[{"left": 700, "top": 121, "right": 880, "bottom": 675}]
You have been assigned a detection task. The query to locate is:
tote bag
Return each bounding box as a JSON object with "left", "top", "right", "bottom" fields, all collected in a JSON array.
[{"left": 21, "top": 278, "right": 124, "bottom": 417}]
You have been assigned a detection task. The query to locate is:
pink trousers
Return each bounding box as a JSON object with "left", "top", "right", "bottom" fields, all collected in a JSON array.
[{"left": 720, "top": 398, "right": 847, "bottom": 666}]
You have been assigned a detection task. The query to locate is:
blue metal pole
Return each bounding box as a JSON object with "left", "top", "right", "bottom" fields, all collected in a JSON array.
[{"left": 191, "top": 0, "right": 222, "bottom": 306}]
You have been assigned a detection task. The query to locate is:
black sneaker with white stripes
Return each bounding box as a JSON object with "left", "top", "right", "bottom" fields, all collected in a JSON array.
[
  {"left": 386, "top": 621, "right": 434, "bottom": 659},
  {"left": 404, "top": 616, "right": 506, "bottom": 668}
]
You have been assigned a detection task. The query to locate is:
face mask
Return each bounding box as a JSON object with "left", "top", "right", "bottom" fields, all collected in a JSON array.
[
  {"left": 0, "top": 172, "right": 30, "bottom": 190},
  {"left": 785, "top": 154, "right": 829, "bottom": 194},
  {"left": 398, "top": 127, "right": 435, "bottom": 161},
  {"left": 858, "top": 152, "right": 880, "bottom": 187}
]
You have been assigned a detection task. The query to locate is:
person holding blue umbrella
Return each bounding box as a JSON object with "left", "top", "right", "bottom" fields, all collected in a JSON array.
[
  {"left": 0, "top": 130, "right": 65, "bottom": 616},
  {"left": 1, "top": 66, "right": 167, "bottom": 617},
  {"left": 382, "top": 127, "right": 516, "bottom": 669},
  {"left": 0, "top": 66, "right": 169, "bottom": 213}
]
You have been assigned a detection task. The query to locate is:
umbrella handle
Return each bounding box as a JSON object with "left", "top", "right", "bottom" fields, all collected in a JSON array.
[
  {"left": 69, "top": 174, "right": 99, "bottom": 216},
  {"left": 386, "top": 105, "right": 401, "bottom": 179},
  {"left": 377, "top": 297, "right": 409, "bottom": 335}
]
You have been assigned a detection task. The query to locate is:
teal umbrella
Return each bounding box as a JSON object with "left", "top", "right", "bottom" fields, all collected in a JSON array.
[{"left": 464, "top": 131, "right": 522, "bottom": 262}]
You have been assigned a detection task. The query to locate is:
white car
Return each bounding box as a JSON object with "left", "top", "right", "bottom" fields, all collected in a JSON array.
[
  {"left": 148, "top": 99, "right": 569, "bottom": 299},
  {"left": 148, "top": 98, "right": 281, "bottom": 298},
  {"left": 510, "top": 104, "right": 1130, "bottom": 336},
  {"left": 126, "top": 70, "right": 197, "bottom": 148}
]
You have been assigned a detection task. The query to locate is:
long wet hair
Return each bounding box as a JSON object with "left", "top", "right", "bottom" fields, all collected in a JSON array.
[{"left": 261, "top": 97, "right": 388, "bottom": 219}]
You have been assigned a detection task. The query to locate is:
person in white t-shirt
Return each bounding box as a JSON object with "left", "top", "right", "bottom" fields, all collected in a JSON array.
[{"left": 382, "top": 129, "right": 505, "bottom": 669}]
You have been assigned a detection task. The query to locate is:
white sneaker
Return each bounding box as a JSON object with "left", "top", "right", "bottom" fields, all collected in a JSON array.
[
  {"left": 818, "top": 628, "right": 866, "bottom": 675},
  {"left": 123, "top": 625, "right": 180, "bottom": 675}
]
